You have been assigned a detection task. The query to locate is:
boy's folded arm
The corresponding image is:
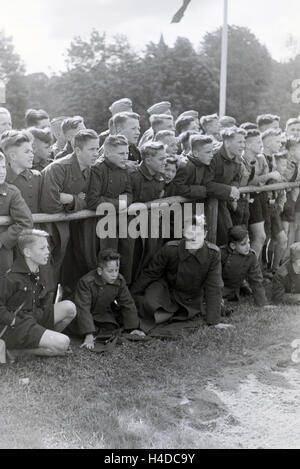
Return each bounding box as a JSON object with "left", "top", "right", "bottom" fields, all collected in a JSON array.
[
  {"left": 74, "top": 279, "right": 97, "bottom": 336},
  {"left": 117, "top": 281, "right": 140, "bottom": 330}
]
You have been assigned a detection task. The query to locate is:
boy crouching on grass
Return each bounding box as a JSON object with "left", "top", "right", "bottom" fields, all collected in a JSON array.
[
  {"left": 131, "top": 215, "right": 223, "bottom": 330},
  {"left": 272, "top": 242, "right": 300, "bottom": 305},
  {"left": 221, "top": 226, "right": 269, "bottom": 307},
  {"left": 74, "top": 249, "right": 145, "bottom": 351},
  {"left": 0, "top": 229, "right": 76, "bottom": 357}
]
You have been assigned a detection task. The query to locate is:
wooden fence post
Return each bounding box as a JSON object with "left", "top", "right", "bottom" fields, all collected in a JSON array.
[{"left": 206, "top": 198, "right": 218, "bottom": 244}]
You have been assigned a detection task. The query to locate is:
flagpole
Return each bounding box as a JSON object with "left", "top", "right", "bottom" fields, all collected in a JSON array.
[{"left": 219, "top": 0, "right": 228, "bottom": 117}]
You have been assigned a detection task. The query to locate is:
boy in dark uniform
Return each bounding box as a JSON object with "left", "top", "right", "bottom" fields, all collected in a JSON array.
[
  {"left": 0, "top": 229, "right": 76, "bottom": 356},
  {"left": 40, "top": 129, "right": 99, "bottom": 292},
  {"left": 129, "top": 141, "right": 166, "bottom": 281},
  {"left": 221, "top": 226, "right": 268, "bottom": 307},
  {"left": 207, "top": 127, "right": 244, "bottom": 245},
  {"left": 75, "top": 249, "right": 144, "bottom": 351},
  {"left": 0, "top": 151, "right": 33, "bottom": 274},
  {"left": 272, "top": 242, "right": 300, "bottom": 304},
  {"left": 86, "top": 134, "right": 133, "bottom": 283},
  {"left": 3, "top": 131, "right": 42, "bottom": 214},
  {"left": 28, "top": 127, "right": 53, "bottom": 172},
  {"left": 131, "top": 215, "right": 223, "bottom": 330}
]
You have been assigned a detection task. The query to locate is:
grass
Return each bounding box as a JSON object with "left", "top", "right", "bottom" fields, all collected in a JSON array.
[{"left": 0, "top": 299, "right": 300, "bottom": 449}]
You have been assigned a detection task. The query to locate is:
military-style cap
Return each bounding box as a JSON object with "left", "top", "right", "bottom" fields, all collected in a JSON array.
[
  {"left": 219, "top": 116, "right": 236, "bottom": 128},
  {"left": 290, "top": 242, "right": 300, "bottom": 261},
  {"left": 177, "top": 110, "right": 199, "bottom": 120},
  {"left": 147, "top": 101, "right": 171, "bottom": 116},
  {"left": 109, "top": 98, "right": 133, "bottom": 116}
]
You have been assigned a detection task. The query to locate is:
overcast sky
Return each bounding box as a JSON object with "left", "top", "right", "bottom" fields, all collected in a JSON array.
[{"left": 1, "top": 0, "right": 300, "bottom": 75}]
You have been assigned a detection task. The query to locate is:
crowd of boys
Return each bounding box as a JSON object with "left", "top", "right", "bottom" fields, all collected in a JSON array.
[{"left": 1, "top": 102, "right": 300, "bottom": 358}]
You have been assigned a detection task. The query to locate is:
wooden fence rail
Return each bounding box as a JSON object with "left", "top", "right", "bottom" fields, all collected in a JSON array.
[{"left": 1, "top": 181, "right": 300, "bottom": 244}]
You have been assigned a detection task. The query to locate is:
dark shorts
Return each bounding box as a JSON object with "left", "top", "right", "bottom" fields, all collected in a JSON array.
[
  {"left": 265, "top": 204, "right": 284, "bottom": 238},
  {"left": 249, "top": 192, "right": 269, "bottom": 225},
  {"left": 1, "top": 306, "right": 55, "bottom": 349}
]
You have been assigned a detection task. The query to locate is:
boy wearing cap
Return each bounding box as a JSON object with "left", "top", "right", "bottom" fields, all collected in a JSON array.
[
  {"left": 111, "top": 112, "right": 141, "bottom": 165},
  {"left": 0, "top": 151, "right": 33, "bottom": 274},
  {"left": 99, "top": 98, "right": 133, "bottom": 146},
  {"left": 272, "top": 243, "right": 300, "bottom": 304},
  {"left": 139, "top": 101, "right": 172, "bottom": 148},
  {"left": 75, "top": 248, "right": 144, "bottom": 351},
  {"left": 131, "top": 215, "right": 223, "bottom": 330}
]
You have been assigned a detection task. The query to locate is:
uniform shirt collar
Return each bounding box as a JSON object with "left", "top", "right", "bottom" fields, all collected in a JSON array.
[
  {"left": 6, "top": 166, "right": 32, "bottom": 183},
  {"left": 178, "top": 239, "right": 207, "bottom": 262},
  {"left": 11, "top": 256, "right": 38, "bottom": 276},
  {"left": 71, "top": 152, "right": 90, "bottom": 178}
]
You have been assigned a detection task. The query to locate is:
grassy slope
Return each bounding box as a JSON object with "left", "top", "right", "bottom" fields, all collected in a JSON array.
[{"left": 0, "top": 301, "right": 299, "bottom": 449}]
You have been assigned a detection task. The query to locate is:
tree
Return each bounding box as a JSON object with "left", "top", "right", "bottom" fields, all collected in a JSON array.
[{"left": 200, "top": 26, "right": 273, "bottom": 123}]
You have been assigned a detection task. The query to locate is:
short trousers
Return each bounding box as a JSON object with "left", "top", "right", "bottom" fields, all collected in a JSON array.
[
  {"left": 265, "top": 204, "right": 284, "bottom": 239},
  {"left": 1, "top": 306, "right": 55, "bottom": 349},
  {"left": 249, "top": 192, "right": 269, "bottom": 225}
]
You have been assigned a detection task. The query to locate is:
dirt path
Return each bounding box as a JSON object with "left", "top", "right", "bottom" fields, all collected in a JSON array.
[{"left": 177, "top": 314, "right": 300, "bottom": 449}]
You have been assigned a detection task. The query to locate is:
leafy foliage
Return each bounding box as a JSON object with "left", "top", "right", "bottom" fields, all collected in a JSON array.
[{"left": 1, "top": 26, "right": 300, "bottom": 131}]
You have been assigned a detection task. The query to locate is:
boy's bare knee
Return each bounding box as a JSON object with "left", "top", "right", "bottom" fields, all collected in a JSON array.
[
  {"left": 55, "top": 334, "right": 70, "bottom": 352},
  {"left": 63, "top": 300, "right": 77, "bottom": 320}
]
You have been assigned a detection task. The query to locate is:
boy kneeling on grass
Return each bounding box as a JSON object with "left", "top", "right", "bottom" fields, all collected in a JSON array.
[
  {"left": 75, "top": 249, "right": 145, "bottom": 351},
  {"left": 0, "top": 229, "right": 76, "bottom": 357},
  {"left": 221, "top": 226, "right": 269, "bottom": 309},
  {"left": 272, "top": 242, "right": 300, "bottom": 305},
  {"left": 131, "top": 215, "right": 223, "bottom": 330}
]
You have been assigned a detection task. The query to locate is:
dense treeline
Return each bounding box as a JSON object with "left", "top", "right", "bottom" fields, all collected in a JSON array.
[{"left": 1, "top": 25, "right": 300, "bottom": 131}]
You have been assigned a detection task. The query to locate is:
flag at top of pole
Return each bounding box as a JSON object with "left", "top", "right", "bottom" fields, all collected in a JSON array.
[
  {"left": 171, "top": 0, "right": 192, "bottom": 23},
  {"left": 170, "top": 0, "right": 229, "bottom": 117}
]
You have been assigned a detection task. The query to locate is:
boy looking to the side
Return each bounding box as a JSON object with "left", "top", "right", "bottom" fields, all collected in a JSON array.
[
  {"left": 0, "top": 229, "right": 76, "bottom": 356},
  {"left": 221, "top": 226, "right": 268, "bottom": 307},
  {"left": 75, "top": 249, "right": 144, "bottom": 351},
  {"left": 0, "top": 151, "right": 33, "bottom": 274}
]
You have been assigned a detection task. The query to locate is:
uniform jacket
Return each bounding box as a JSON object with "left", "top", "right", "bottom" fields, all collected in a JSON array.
[
  {"left": 207, "top": 145, "right": 242, "bottom": 200},
  {"left": 172, "top": 156, "right": 213, "bottom": 200},
  {"left": 40, "top": 152, "right": 90, "bottom": 214},
  {"left": 6, "top": 167, "right": 42, "bottom": 213},
  {"left": 129, "top": 144, "right": 141, "bottom": 163},
  {"left": 87, "top": 159, "right": 132, "bottom": 211},
  {"left": 131, "top": 239, "right": 223, "bottom": 325},
  {"left": 130, "top": 162, "right": 165, "bottom": 203},
  {"left": 0, "top": 256, "right": 52, "bottom": 334},
  {"left": 54, "top": 142, "right": 73, "bottom": 160},
  {"left": 221, "top": 246, "right": 267, "bottom": 306},
  {"left": 272, "top": 260, "right": 300, "bottom": 304},
  {"left": 0, "top": 183, "right": 33, "bottom": 249},
  {"left": 74, "top": 270, "right": 139, "bottom": 335}
]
